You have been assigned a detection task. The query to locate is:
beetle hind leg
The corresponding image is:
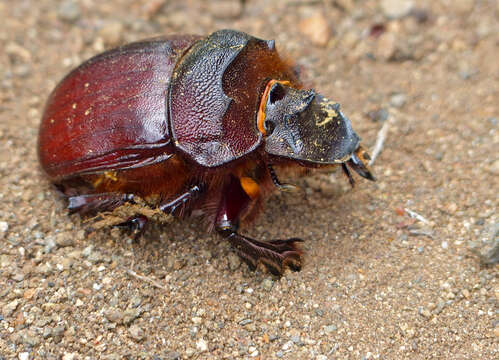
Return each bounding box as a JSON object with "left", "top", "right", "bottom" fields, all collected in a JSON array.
[{"left": 67, "top": 193, "right": 136, "bottom": 215}]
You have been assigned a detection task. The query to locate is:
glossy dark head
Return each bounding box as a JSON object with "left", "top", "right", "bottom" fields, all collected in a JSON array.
[{"left": 258, "top": 81, "right": 375, "bottom": 181}]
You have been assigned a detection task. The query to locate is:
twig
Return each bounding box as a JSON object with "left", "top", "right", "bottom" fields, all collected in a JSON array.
[
  {"left": 404, "top": 208, "right": 429, "bottom": 224},
  {"left": 409, "top": 228, "right": 434, "bottom": 239},
  {"left": 369, "top": 119, "right": 390, "bottom": 166},
  {"left": 124, "top": 268, "right": 166, "bottom": 290}
]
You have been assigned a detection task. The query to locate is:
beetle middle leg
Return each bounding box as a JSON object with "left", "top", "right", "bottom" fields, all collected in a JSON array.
[
  {"left": 215, "top": 175, "right": 302, "bottom": 275},
  {"left": 159, "top": 184, "right": 205, "bottom": 217}
]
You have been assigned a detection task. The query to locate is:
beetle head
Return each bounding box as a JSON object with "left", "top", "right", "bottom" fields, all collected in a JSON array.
[{"left": 259, "top": 81, "right": 362, "bottom": 162}]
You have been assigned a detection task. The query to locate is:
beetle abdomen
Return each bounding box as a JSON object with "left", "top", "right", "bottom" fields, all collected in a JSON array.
[{"left": 38, "top": 35, "right": 200, "bottom": 180}]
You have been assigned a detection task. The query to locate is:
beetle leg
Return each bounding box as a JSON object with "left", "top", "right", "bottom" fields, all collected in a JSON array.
[
  {"left": 159, "top": 185, "right": 204, "bottom": 217},
  {"left": 224, "top": 232, "right": 302, "bottom": 275},
  {"left": 215, "top": 175, "right": 302, "bottom": 275},
  {"left": 115, "top": 215, "right": 148, "bottom": 240},
  {"left": 68, "top": 193, "right": 135, "bottom": 214},
  {"left": 341, "top": 163, "right": 355, "bottom": 188},
  {"left": 267, "top": 164, "right": 298, "bottom": 192}
]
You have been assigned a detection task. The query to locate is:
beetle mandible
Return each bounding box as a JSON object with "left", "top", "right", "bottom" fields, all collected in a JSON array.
[{"left": 38, "top": 30, "right": 375, "bottom": 275}]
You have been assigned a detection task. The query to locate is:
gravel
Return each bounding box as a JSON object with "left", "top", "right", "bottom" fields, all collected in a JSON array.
[{"left": 0, "top": 0, "right": 497, "bottom": 359}]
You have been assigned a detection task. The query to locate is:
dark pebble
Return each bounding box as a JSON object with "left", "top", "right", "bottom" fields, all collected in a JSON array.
[
  {"left": 367, "top": 108, "right": 389, "bottom": 122},
  {"left": 239, "top": 319, "right": 252, "bottom": 325}
]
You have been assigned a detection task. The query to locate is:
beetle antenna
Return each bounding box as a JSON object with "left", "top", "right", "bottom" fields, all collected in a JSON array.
[
  {"left": 267, "top": 164, "right": 298, "bottom": 192},
  {"left": 342, "top": 163, "right": 355, "bottom": 188}
]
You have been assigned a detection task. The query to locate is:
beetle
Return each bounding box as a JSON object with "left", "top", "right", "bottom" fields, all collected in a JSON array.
[{"left": 38, "top": 29, "right": 375, "bottom": 275}]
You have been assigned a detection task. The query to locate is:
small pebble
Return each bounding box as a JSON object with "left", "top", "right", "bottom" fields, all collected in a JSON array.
[
  {"left": 165, "top": 351, "right": 181, "bottom": 360},
  {"left": 123, "top": 308, "right": 141, "bottom": 324},
  {"left": 291, "top": 335, "right": 304, "bottom": 346},
  {"left": 82, "top": 245, "right": 93, "bottom": 257},
  {"left": 227, "top": 253, "right": 241, "bottom": 270},
  {"left": 196, "top": 338, "right": 208, "bottom": 352},
  {"left": 367, "top": 108, "right": 389, "bottom": 123},
  {"left": 282, "top": 340, "right": 293, "bottom": 351},
  {"left": 381, "top": 0, "right": 414, "bottom": 19},
  {"left": 487, "top": 159, "right": 499, "bottom": 175},
  {"left": 3, "top": 299, "right": 20, "bottom": 317},
  {"left": 239, "top": 319, "right": 252, "bottom": 325},
  {"left": 57, "top": 0, "right": 81, "bottom": 23},
  {"left": 248, "top": 346, "right": 258, "bottom": 357},
  {"left": 376, "top": 32, "right": 397, "bottom": 61},
  {"left": 262, "top": 277, "right": 273, "bottom": 291},
  {"left": 44, "top": 236, "right": 57, "bottom": 253},
  {"left": 298, "top": 13, "right": 331, "bottom": 47},
  {"left": 11, "top": 272, "right": 24, "bottom": 282},
  {"left": 128, "top": 324, "right": 144, "bottom": 341},
  {"left": 454, "top": 0, "right": 475, "bottom": 15},
  {"left": 418, "top": 307, "right": 431, "bottom": 318},
  {"left": 324, "top": 324, "right": 337, "bottom": 333},
  {"left": 104, "top": 308, "right": 123, "bottom": 324},
  {"left": 13, "top": 64, "right": 31, "bottom": 78},
  {"left": 99, "top": 21, "right": 124, "bottom": 46},
  {"left": 208, "top": 0, "right": 243, "bottom": 18},
  {"left": 18, "top": 353, "right": 29, "bottom": 360},
  {"left": 390, "top": 93, "right": 407, "bottom": 108},
  {"left": 55, "top": 232, "right": 74, "bottom": 247}
]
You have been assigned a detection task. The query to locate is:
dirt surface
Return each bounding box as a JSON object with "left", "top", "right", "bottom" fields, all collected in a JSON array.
[{"left": 1, "top": 0, "right": 498, "bottom": 359}]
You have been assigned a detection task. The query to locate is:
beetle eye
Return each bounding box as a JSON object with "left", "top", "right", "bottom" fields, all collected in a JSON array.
[
  {"left": 269, "top": 83, "right": 286, "bottom": 104},
  {"left": 264, "top": 120, "right": 275, "bottom": 135}
]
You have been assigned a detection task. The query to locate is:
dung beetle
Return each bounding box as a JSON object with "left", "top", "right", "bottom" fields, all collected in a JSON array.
[{"left": 38, "top": 29, "right": 375, "bottom": 275}]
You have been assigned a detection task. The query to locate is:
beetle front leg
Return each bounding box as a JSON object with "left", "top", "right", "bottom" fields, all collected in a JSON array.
[{"left": 215, "top": 175, "right": 302, "bottom": 275}]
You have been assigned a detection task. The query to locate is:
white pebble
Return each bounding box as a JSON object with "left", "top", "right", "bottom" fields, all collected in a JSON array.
[
  {"left": 0, "top": 221, "right": 8, "bottom": 233},
  {"left": 18, "top": 353, "right": 29, "bottom": 360},
  {"left": 196, "top": 338, "right": 208, "bottom": 352},
  {"left": 441, "top": 241, "right": 449, "bottom": 249}
]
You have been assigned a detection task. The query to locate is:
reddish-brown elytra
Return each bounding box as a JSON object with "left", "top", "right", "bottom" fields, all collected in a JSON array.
[{"left": 38, "top": 29, "right": 375, "bottom": 275}]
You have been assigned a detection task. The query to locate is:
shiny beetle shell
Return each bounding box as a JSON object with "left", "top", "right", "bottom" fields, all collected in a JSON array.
[{"left": 38, "top": 29, "right": 375, "bottom": 275}]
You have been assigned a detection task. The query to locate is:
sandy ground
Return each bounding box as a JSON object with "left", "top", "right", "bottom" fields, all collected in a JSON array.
[{"left": 0, "top": 0, "right": 498, "bottom": 359}]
